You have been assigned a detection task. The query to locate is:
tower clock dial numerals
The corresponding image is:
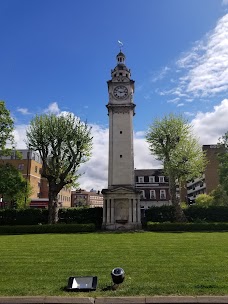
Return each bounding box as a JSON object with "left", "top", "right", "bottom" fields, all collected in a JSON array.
[{"left": 113, "top": 86, "right": 128, "bottom": 99}]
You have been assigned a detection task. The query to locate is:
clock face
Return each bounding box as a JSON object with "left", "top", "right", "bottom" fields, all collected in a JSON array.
[{"left": 113, "top": 86, "right": 128, "bottom": 99}]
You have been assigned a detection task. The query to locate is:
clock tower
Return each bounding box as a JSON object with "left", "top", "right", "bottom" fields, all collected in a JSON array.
[{"left": 102, "top": 51, "right": 141, "bottom": 230}]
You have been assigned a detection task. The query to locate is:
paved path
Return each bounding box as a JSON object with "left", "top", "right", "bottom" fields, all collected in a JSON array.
[{"left": 0, "top": 297, "right": 228, "bottom": 304}]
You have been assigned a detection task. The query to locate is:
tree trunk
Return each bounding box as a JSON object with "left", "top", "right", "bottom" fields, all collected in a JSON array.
[
  {"left": 169, "top": 174, "right": 187, "bottom": 222},
  {"left": 48, "top": 188, "right": 59, "bottom": 224}
]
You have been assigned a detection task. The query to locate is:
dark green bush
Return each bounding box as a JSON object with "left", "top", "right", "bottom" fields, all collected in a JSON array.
[
  {"left": 147, "top": 222, "right": 228, "bottom": 232},
  {"left": 0, "top": 223, "right": 95, "bottom": 235},
  {"left": 0, "top": 207, "right": 103, "bottom": 228},
  {"left": 145, "top": 205, "right": 228, "bottom": 223},
  {"left": 58, "top": 207, "right": 103, "bottom": 229},
  {"left": 145, "top": 205, "right": 175, "bottom": 222},
  {"left": 185, "top": 205, "right": 228, "bottom": 222},
  {"left": 0, "top": 208, "right": 48, "bottom": 225}
]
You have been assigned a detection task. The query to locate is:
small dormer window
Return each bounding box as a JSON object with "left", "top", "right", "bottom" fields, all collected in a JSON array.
[
  {"left": 159, "top": 176, "right": 165, "bottom": 183},
  {"left": 138, "top": 176, "right": 144, "bottom": 183},
  {"left": 149, "top": 176, "right": 155, "bottom": 183}
]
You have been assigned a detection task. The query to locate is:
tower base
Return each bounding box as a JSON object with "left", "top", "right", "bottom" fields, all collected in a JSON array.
[{"left": 102, "top": 186, "right": 142, "bottom": 231}]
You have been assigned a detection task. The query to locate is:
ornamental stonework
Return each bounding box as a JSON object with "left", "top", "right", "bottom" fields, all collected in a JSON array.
[{"left": 106, "top": 104, "right": 136, "bottom": 114}]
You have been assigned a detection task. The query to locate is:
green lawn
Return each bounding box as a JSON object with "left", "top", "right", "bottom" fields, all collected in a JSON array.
[{"left": 0, "top": 232, "right": 228, "bottom": 296}]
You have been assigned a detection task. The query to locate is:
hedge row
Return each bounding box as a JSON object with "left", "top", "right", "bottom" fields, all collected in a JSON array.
[
  {"left": 59, "top": 207, "right": 103, "bottom": 228},
  {"left": 0, "top": 207, "right": 103, "bottom": 228},
  {"left": 0, "top": 223, "right": 95, "bottom": 235},
  {"left": 147, "top": 222, "right": 228, "bottom": 232},
  {"left": 145, "top": 205, "right": 228, "bottom": 223},
  {"left": 0, "top": 208, "right": 48, "bottom": 225}
]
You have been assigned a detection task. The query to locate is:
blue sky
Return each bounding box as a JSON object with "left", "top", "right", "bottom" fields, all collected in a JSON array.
[{"left": 1, "top": 0, "right": 228, "bottom": 190}]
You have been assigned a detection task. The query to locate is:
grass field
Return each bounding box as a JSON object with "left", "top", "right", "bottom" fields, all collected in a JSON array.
[{"left": 0, "top": 231, "right": 228, "bottom": 297}]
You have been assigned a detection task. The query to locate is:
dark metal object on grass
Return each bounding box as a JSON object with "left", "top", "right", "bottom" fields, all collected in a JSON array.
[{"left": 66, "top": 276, "right": 97, "bottom": 291}]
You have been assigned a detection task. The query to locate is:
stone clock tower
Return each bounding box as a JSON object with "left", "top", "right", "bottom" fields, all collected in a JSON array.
[{"left": 102, "top": 51, "right": 141, "bottom": 230}]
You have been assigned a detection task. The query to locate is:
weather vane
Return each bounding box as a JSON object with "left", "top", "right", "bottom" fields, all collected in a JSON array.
[{"left": 118, "top": 40, "right": 123, "bottom": 51}]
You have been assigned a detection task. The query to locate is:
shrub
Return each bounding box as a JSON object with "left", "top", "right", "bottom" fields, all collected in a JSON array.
[
  {"left": 0, "top": 208, "right": 48, "bottom": 225},
  {"left": 0, "top": 223, "right": 95, "bottom": 235},
  {"left": 147, "top": 221, "right": 228, "bottom": 232},
  {"left": 145, "top": 205, "right": 228, "bottom": 223},
  {"left": 195, "top": 194, "right": 213, "bottom": 207},
  {"left": 0, "top": 207, "right": 103, "bottom": 228},
  {"left": 185, "top": 205, "right": 228, "bottom": 222},
  {"left": 145, "top": 205, "right": 175, "bottom": 222},
  {"left": 58, "top": 207, "right": 103, "bottom": 229}
]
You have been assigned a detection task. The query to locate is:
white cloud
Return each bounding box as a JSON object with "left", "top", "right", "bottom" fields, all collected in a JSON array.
[
  {"left": 175, "top": 14, "right": 228, "bottom": 98},
  {"left": 177, "top": 103, "right": 184, "bottom": 107},
  {"left": 13, "top": 124, "right": 28, "bottom": 149},
  {"left": 134, "top": 136, "right": 161, "bottom": 170},
  {"left": 222, "top": 0, "right": 228, "bottom": 5},
  {"left": 17, "top": 108, "right": 31, "bottom": 115},
  {"left": 44, "top": 102, "right": 60, "bottom": 114},
  {"left": 184, "top": 111, "right": 195, "bottom": 117},
  {"left": 151, "top": 66, "right": 170, "bottom": 83},
  {"left": 77, "top": 125, "right": 109, "bottom": 191},
  {"left": 191, "top": 98, "right": 228, "bottom": 144},
  {"left": 167, "top": 97, "right": 180, "bottom": 104}
]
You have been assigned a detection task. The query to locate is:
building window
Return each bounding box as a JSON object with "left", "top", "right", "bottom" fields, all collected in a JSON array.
[
  {"left": 140, "top": 190, "right": 145, "bottom": 199},
  {"left": 35, "top": 166, "right": 38, "bottom": 173},
  {"left": 120, "top": 155, "right": 122, "bottom": 158},
  {"left": 159, "top": 176, "right": 165, "bottom": 183},
  {"left": 18, "top": 164, "right": 24, "bottom": 170},
  {"left": 160, "top": 190, "right": 166, "bottom": 199},
  {"left": 138, "top": 176, "right": 144, "bottom": 183},
  {"left": 120, "top": 131, "right": 122, "bottom": 134},
  {"left": 149, "top": 176, "right": 155, "bottom": 183},
  {"left": 150, "top": 190, "right": 156, "bottom": 199}
]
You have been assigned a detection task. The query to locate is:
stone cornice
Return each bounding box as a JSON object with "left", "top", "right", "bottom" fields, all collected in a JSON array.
[{"left": 106, "top": 103, "right": 136, "bottom": 115}]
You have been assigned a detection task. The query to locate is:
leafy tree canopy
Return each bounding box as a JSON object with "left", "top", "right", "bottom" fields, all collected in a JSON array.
[
  {"left": 0, "top": 163, "right": 29, "bottom": 208},
  {"left": 0, "top": 101, "right": 14, "bottom": 156},
  {"left": 146, "top": 114, "right": 206, "bottom": 183},
  {"left": 210, "top": 185, "right": 228, "bottom": 207},
  {"left": 195, "top": 193, "right": 214, "bottom": 207},
  {"left": 217, "top": 131, "right": 228, "bottom": 197},
  {"left": 26, "top": 113, "right": 93, "bottom": 224},
  {"left": 146, "top": 114, "right": 207, "bottom": 222}
]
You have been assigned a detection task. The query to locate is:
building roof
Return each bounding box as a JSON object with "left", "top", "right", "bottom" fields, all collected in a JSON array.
[{"left": 134, "top": 169, "right": 164, "bottom": 176}]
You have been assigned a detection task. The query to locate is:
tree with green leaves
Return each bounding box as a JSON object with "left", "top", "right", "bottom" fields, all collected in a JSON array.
[
  {"left": 195, "top": 193, "right": 214, "bottom": 207},
  {"left": 146, "top": 114, "right": 207, "bottom": 222},
  {"left": 0, "top": 101, "right": 14, "bottom": 157},
  {"left": 217, "top": 131, "right": 228, "bottom": 198},
  {"left": 26, "top": 113, "right": 93, "bottom": 224},
  {"left": 0, "top": 163, "right": 30, "bottom": 208},
  {"left": 210, "top": 185, "right": 228, "bottom": 207}
]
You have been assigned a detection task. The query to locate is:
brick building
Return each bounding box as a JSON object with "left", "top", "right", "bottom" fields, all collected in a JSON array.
[
  {"left": 0, "top": 149, "right": 71, "bottom": 208},
  {"left": 135, "top": 169, "right": 171, "bottom": 214},
  {"left": 71, "top": 189, "right": 103, "bottom": 208},
  {"left": 182, "top": 145, "right": 222, "bottom": 202}
]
